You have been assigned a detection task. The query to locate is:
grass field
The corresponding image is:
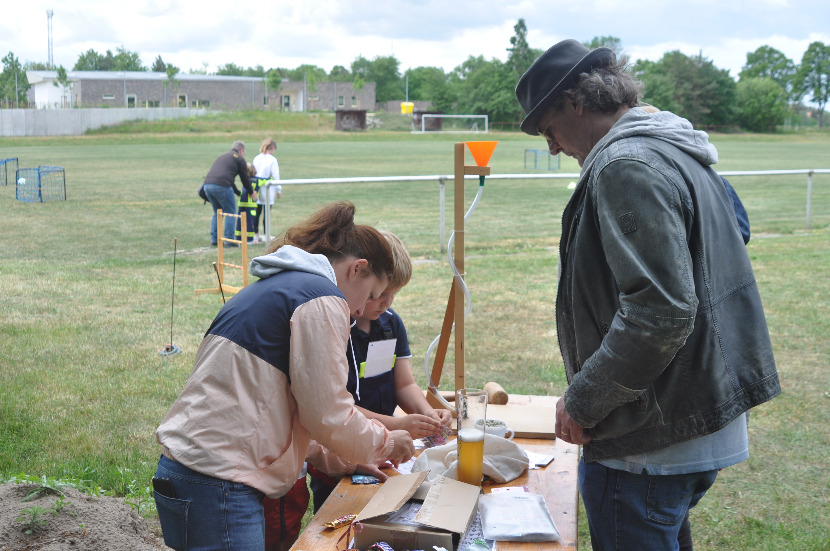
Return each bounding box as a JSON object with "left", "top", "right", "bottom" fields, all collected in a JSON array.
[{"left": 1, "top": 125, "right": 828, "bottom": 550}]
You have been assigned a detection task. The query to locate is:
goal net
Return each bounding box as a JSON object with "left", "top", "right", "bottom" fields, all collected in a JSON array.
[
  {"left": 1, "top": 157, "right": 18, "bottom": 186},
  {"left": 16, "top": 166, "right": 67, "bottom": 202},
  {"left": 412, "top": 114, "right": 489, "bottom": 133}
]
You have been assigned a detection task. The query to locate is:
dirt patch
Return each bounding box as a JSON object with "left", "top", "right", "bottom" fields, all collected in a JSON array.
[{"left": 0, "top": 483, "right": 167, "bottom": 551}]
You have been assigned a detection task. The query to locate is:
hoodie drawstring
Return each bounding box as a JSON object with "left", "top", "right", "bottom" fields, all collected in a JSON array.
[{"left": 349, "top": 319, "right": 360, "bottom": 401}]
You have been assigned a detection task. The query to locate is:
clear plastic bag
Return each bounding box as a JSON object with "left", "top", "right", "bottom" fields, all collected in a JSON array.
[{"left": 477, "top": 492, "right": 562, "bottom": 542}]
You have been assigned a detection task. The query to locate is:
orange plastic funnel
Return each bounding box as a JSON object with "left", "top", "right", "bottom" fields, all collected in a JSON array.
[{"left": 465, "top": 141, "right": 498, "bottom": 167}]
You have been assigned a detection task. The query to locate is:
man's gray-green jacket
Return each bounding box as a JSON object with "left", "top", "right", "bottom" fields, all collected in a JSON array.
[{"left": 558, "top": 107, "right": 780, "bottom": 462}]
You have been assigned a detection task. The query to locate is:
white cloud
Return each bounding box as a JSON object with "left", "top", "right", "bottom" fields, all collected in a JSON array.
[{"left": 3, "top": 0, "right": 828, "bottom": 78}]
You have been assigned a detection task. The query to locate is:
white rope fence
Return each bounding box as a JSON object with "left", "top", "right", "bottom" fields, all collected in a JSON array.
[{"left": 261, "top": 169, "right": 830, "bottom": 249}]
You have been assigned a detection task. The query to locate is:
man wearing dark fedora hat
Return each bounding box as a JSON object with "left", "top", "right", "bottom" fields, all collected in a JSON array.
[{"left": 516, "top": 40, "right": 780, "bottom": 550}]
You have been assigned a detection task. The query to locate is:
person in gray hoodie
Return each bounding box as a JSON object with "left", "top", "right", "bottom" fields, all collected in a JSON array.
[
  {"left": 516, "top": 40, "right": 779, "bottom": 551},
  {"left": 154, "top": 201, "right": 415, "bottom": 551}
]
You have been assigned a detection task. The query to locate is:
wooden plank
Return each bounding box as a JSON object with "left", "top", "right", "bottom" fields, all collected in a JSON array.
[
  {"left": 486, "top": 403, "right": 556, "bottom": 439},
  {"left": 490, "top": 438, "right": 580, "bottom": 551}
]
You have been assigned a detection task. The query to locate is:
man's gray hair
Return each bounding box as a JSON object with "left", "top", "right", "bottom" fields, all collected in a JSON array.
[
  {"left": 232, "top": 140, "right": 246, "bottom": 152},
  {"left": 551, "top": 58, "right": 643, "bottom": 115}
]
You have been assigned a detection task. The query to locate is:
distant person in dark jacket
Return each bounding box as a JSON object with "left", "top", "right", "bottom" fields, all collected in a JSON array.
[{"left": 202, "top": 140, "right": 256, "bottom": 246}]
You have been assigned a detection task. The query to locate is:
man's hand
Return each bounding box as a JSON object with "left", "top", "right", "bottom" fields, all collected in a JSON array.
[
  {"left": 556, "top": 396, "right": 591, "bottom": 444},
  {"left": 387, "top": 429, "right": 415, "bottom": 466}
]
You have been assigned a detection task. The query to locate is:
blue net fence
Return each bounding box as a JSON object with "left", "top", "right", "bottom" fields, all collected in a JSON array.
[
  {"left": 15, "top": 166, "right": 67, "bottom": 202},
  {"left": 1, "top": 157, "right": 19, "bottom": 186}
]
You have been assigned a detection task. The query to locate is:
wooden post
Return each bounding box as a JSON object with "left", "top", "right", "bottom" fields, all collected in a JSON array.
[
  {"left": 454, "top": 143, "right": 466, "bottom": 394},
  {"left": 217, "top": 209, "right": 225, "bottom": 283}
]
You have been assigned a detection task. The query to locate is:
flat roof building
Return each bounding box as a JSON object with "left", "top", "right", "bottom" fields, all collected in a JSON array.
[{"left": 26, "top": 71, "right": 376, "bottom": 112}]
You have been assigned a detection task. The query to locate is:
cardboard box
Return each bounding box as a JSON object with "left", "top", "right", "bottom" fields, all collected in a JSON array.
[{"left": 354, "top": 471, "right": 481, "bottom": 551}]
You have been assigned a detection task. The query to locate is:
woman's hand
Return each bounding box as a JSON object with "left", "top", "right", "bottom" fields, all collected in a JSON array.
[
  {"left": 387, "top": 429, "right": 415, "bottom": 466},
  {"left": 354, "top": 460, "right": 391, "bottom": 481}
]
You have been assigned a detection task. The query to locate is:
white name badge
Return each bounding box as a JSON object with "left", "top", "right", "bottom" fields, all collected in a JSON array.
[{"left": 362, "top": 338, "right": 397, "bottom": 378}]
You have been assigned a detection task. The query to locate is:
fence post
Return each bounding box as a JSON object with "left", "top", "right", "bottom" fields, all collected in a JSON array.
[
  {"left": 806, "top": 170, "right": 813, "bottom": 229},
  {"left": 439, "top": 177, "right": 446, "bottom": 253}
]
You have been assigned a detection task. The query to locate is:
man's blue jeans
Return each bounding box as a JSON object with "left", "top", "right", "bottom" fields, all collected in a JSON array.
[
  {"left": 578, "top": 458, "right": 718, "bottom": 551},
  {"left": 203, "top": 183, "right": 237, "bottom": 245},
  {"left": 153, "top": 455, "right": 265, "bottom": 551}
]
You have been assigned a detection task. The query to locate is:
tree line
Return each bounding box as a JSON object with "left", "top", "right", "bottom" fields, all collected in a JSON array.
[{"left": 2, "top": 19, "right": 828, "bottom": 130}]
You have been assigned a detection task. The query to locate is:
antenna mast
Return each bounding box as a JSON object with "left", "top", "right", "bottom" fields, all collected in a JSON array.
[{"left": 47, "top": 9, "right": 54, "bottom": 68}]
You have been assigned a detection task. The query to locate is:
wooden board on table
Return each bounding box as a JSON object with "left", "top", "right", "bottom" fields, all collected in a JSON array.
[
  {"left": 486, "top": 403, "right": 555, "bottom": 439},
  {"left": 412, "top": 392, "right": 558, "bottom": 439}
]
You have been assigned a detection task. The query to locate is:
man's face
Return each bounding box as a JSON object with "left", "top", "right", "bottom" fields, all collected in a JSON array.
[{"left": 536, "top": 101, "right": 590, "bottom": 167}]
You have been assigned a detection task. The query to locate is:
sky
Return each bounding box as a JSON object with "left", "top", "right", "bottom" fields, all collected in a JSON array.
[{"left": 4, "top": 0, "right": 830, "bottom": 80}]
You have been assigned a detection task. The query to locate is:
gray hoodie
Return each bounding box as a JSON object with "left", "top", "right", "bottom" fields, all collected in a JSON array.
[{"left": 249, "top": 244, "right": 336, "bottom": 284}]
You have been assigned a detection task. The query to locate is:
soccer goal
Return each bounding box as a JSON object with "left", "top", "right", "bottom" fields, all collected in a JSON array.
[
  {"left": 413, "top": 114, "right": 489, "bottom": 134},
  {"left": 1, "top": 157, "right": 18, "bottom": 186},
  {"left": 16, "top": 166, "right": 67, "bottom": 202}
]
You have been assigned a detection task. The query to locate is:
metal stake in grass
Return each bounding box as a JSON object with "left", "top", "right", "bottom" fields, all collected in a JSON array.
[
  {"left": 213, "top": 262, "right": 227, "bottom": 304},
  {"left": 159, "top": 238, "right": 181, "bottom": 357}
]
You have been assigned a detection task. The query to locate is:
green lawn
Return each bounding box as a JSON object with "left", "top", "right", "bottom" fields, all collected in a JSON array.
[{"left": 1, "top": 127, "right": 828, "bottom": 550}]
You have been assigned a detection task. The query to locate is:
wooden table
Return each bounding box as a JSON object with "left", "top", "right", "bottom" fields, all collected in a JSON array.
[{"left": 291, "top": 396, "right": 579, "bottom": 551}]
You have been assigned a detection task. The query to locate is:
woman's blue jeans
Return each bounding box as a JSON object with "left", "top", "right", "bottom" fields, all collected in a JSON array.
[
  {"left": 203, "top": 183, "right": 237, "bottom": 245},
  {"left": 578, "top": 458, "right": 718, "bottom": 551},
  {"left": 153, "top": 455, "right": 265, "bottom": 551}
]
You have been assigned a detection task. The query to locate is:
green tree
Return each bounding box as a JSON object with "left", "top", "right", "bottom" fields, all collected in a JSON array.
[
  {"left": 24, "top": 61, "right": 51, "bottom": 70},
  {"left": 507, "top": 19, "right": 538, "bottom": 77},
  {"left": 112, "top": 46, "right": 145, "bottom": 71},
  {"left": 735, "top": 77, "right": 789, "bottom": 132},
  {"left": 793, "top": 41, "right": 830, "bottom": 128},
  {"left": 74, "top": 49, "right": 106, "bottom": 70},
  {"left": 634, "top": 50, "right": 736, "bottom": 127},
  {"left": 286, "top": 64, "right": 327, "bottom": 93},
  {"left": 216, "top": 62, "right": 244, "bottom": 76},
  {"left": 243, "top": 65, "right": 265, "bottom": 77},
  {"left": 633, "top": 59, "right": 681, "bottom": 112},
  {"left": 740, "top": 46, "right": 798, "bottom": 102},
  {"left": 266, "top": 68, "right": 285, "bottom": 100},
  {"left": 450, "top": 55, "right": 520, "bottom": 122},
  {"left": 354, "top": 55, "right": 403, "bottom": 103},
  {"left": 152, "top": 55, "right": 167, "bottom": 72},
  {"left": 583, "top": 36, "right": 625, "bottom": 59},
  {"left": 329, "top": 65, "right": 352, "bottom": 81},
  {"left": 405, "top": 66, "right": 448, "bottom": 104},
  {"left": 164, "top": 64, "right": 180, "bottom": 107},
  {"left": 0, "top": 52, "right": 29, "bottom": 107},
  {"left": 53, "top": 65, "right": 72, "bottom": 107}
]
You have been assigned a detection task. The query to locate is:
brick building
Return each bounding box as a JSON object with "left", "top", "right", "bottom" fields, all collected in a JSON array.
[{"left": 26, "top": 71, "right": 376, "bottom": 112}]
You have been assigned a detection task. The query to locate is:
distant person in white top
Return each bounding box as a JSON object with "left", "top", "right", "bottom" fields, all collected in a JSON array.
[{"left": 252, "top": 137, "right": 282, "bottom": 244}]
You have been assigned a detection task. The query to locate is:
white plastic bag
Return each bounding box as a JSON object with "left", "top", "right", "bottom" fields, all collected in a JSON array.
[{"left": 477, "top": 492, "right": 561, "bottom": 542}]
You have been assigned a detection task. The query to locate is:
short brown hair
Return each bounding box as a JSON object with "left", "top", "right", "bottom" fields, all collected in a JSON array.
[{"left": 381, "top": 231, "right": 412, "bottom": 291}]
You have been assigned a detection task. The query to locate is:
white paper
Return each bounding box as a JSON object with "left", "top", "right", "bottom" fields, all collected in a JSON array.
[
  {"left": 524, "top": 450, "right": 555, "bottom": 469},
  {"left": 394, "top": 456, "right": 416, "bottom": 475},
  {"left": 363, "top": 338, "right": 396, "bottom": 378}
]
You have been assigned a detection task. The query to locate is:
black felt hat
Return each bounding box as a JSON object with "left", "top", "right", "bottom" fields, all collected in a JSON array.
[{"left": 516, "top": 39, "right": 615, "bottom": 135}]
